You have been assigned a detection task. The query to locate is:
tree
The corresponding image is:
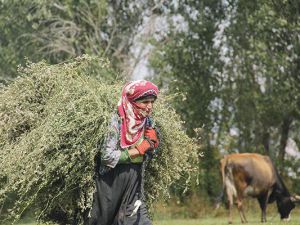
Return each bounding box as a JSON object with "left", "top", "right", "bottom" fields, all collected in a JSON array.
[
  {"left": 150, "top": 0, "right": 225, "bottom": 200},
  {"left": 150, "top": 0, "right": 300, "bottom": 199},
  {"left": 221, "top": 0, "right": 300, "bottom": 168},
  {"left": 0, "top": 0, "right": 163, "bottom": 82}
]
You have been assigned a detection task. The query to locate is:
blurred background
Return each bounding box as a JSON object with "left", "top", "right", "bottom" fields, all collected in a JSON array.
[{"left": 1, "top": 0, "right": 300, "bottom": 224}]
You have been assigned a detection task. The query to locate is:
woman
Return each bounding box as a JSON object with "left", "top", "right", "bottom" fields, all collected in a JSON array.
[{"left": 89, "top": 80, "right": 160, "bottom": 225}]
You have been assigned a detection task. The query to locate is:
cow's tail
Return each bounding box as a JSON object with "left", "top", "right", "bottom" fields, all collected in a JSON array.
[
  {"left": 214, "top": 188, "right": 224, "bottom": 209},
  {"left": 215, "top": 156, "right": 238, "bottom": 209}
]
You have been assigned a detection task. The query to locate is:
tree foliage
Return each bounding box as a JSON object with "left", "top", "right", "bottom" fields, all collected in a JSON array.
[
  {"left": 150, "top": 0, "right": 225, "bottom": 199},
  {"left": 219, "top": 0, "right": 300, "bottom": 163},
  {"left": 150, "top": 0, "right": 300, "bottom": 198},
  {"left": 0, "top": 0, "right": 162, "bottom": 82}
]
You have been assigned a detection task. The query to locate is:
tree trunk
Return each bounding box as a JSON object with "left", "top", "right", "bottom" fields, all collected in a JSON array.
[
  {"left": 278, "top": 115, "right": 293, "bottom": 171},
  {"left": 262, "top": 131, "right": 270, "bottom": 155}
]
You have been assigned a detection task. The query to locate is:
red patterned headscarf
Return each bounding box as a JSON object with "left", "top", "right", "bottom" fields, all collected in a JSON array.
[{"left": 118, "top": 80, "right": 159, "bottom": 148}]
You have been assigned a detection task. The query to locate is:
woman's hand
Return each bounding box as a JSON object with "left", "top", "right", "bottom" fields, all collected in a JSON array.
[{"left": 144, "top": 128, "right": 159, "bottom": 148}]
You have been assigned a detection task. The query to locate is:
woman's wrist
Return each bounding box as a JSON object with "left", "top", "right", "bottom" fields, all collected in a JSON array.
[{"left": 128, "top": 148, "right": 140, "bottom": 159}]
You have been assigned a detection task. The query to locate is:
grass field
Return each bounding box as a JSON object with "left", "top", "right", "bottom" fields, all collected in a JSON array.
[
  {"left": 156, "top": 207, "right": 300, "bottom": 224},
  {"left": 154, "top": 216, "right": 300, "bottom": 225},
  {"left": 15, "top": 212, "right": 300, "bottom": 225},
  {"left": 15, "top": 217, "right": 300, "bottom": 225},
  {"left": 13, "top": 201, "right": 300, "bottom": 225}
]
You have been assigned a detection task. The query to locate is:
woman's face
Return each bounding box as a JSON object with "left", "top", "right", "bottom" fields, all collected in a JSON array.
[{"left": 135, "top": 97, "right": 156, "bottom": 115}]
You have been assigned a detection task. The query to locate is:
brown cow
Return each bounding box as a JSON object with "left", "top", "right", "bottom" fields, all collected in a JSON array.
[{"left": 220, "top": 153, "right": 300, "bottom": 223}]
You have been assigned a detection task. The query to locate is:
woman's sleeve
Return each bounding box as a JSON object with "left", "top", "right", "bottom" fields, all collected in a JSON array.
[
  {"left": 101, "top": 115, "right": 132, "bottom": 168},
  {"left": 100, "top": 115, "right": 122, "bottom": 168}
]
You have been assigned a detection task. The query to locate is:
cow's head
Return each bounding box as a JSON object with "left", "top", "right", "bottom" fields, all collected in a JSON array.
[{"left": 277, "top": 195, "right": 300, "bottom": 220}]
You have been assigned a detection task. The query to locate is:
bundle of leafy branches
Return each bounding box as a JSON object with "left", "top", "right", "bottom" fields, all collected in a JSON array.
[{"left": 0, "top": 55, "right": 199, "bottom": 224}]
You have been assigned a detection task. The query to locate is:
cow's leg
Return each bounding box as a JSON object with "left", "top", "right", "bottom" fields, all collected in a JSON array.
[
  {"left": 258, "top": 192, "right": 270, "bottom": 223},
  {"left": 236, "top": 198, "right": 247, "bottom": 223},
  {"left": 226, "top": 188, "right": 234, "bottom": 224},
  {"left": 225, "top": 165, "right": 238, "bottom": 224}
]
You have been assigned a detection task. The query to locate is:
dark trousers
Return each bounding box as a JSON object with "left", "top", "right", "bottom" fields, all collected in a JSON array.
[{"left": 89, "top": 164, "right": 152, "bottom": 225}]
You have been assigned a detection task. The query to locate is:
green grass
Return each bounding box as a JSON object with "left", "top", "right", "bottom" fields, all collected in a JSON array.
[
  {"left": 154, "top": 216, "right": 300, "bottom": 225},
  {"left": 152, "top": 207, "right": 300, "bottom": 225},
  {"left": 15, "top": 217, "right": 300, "bottom": 225},
  {"left": 13, "top": 203, "right": 300, "bottom": 225},
  {"left": 15, "top": 213, "right": 300, "bottom": 225}
]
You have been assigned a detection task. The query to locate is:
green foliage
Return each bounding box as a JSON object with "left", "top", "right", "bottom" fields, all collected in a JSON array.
[
  {"left": 0, "top": 0, "right": 109, "bottom": 81},
  {"left": 0, "top": 0, "right": 164, "bottom": 82},
  {"left": 0, "top": 55, "right": 119, "bottom": 224},
  {"left": 150, "top": 0, "right": 225, "bottom": 201},
  {"left": 150, "top": 0, "right": 300, "bottom": 199},
  {"left": 219, "top": 0, "right": 300, "bottom": 161},
  {"left": 151, "top": 1, "right": 224, "bottom": 135},
  {"left": 0, "top": 56, "right": 198, "bottom": 224}
]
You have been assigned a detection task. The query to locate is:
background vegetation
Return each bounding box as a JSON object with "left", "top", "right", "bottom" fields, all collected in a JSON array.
[{"left": 1, "top": 0, "right": 300, "bottom": 224}]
